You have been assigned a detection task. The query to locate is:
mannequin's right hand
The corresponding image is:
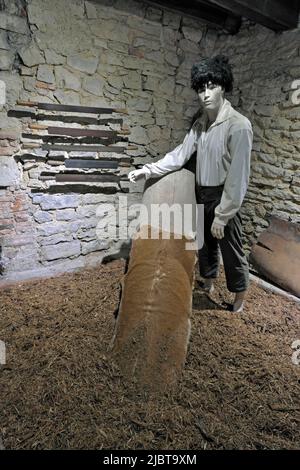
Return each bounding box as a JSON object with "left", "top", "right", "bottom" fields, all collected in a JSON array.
[{"left": 128, "top": 168, "right": 147, "bottom": 183}]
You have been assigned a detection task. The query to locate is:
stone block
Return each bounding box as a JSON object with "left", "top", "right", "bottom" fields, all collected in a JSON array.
[
  {"left": 103, "top": 84, "right": 120, "bottom": 98},
  {"left": 56, "top": 209, "right": 76, "bottom": 221},
  {"left": 5, "top": 246, "right": 39, "bottom": 272},
  {"left": 127, "top": 97, "right": 152, "bottom": 112},
  {"left": 182, "top": 26, "right": 203, "bottom": 43},
  {"left": 85, "top": 1, "right": 98, "bottom": 19},
  {"left": 53, "top": 89, "right": 80, "bottom": 105},
  {"left": 67, "top": 52, "right": 98, "bottom": 74},
  {"left": 147, "top": 125, "right": 162, "bottom": 142},
  {"left": 143, "top": 75, "right": 159, "bottom": 91},
  {"left": 36, "top": 222, "right": 67, "bottom": 237},
  {"left": 108, "top": 41, "right": 128, "bottom": 54},
  {"left": 165, "top": 51, "right": 180, "bottom": 67},
  {"left": 76, "top": 205, "right": 97, "bottom": 218},
  {"left": 0, "top": 145, "right": 18, "bottom": 156},
  {"left": 162, "top": 11, "right": 181, "bottom": 29},
  {"left": 158, "top": 77, "right": 175, "bottom": 96},
  {"left": 0, "top": 50, "right": 14, "bottom": 70},
  {"left": 82, "top": 76, "right": 103, "bottom": 95},
  {"left": 77, "top": 217, "right": 99, "bottom": 230},
  {"left": 81, "top": 193, "right": 114, "bottom": 204},
  {"left": 91, "top": 21, "right": 130, "bottom": 43},
  {"left": 107, "top": 75, "right": 123, "bottom": 90},
  {"left": 0, "top": 156, "right": 20, "bottom": 187},
  {"left": 37, "top": 64, "right": 55, "bottom": 84},
  {"left": 19, "top": 43, "right": 45, "bottom": 67},
  {"left": 0, "top": 30, "right": 9, "bottom": 50},
  {"left": 0, "top": 203, "right": 11, "bottom": 220},
  {"left": 44, "top": 49, "right": 65, "bottom": 65},
  {"left": 145, "top": 5, "right": 163, "bottom": 21},
  {"left": 39, "top": 233, "right": 74, "bottom": 246},
  {"left": 0, "top": 12, "right": 28, "bottom": 35},
  {"left": 0, "top": 128, "right": 20, "bottom": 140},
  {"left": 0, "top": 79, "right": 5, "bottom": 106},
  {"left": 38, "top": 194, "right": 79, "bottom": 210},
  {"left": 55, "top": 66, "right": 81, "bottom": 91},
  {"left": 40, "top": 241, "right": 81, "bottom": 261},
  {"left": 14, "top": 211, "right": 29, "bottom": 223},
  {"left": 123, "top": 71, "right": 141, "bottom": 90},
  {"left": 129, "top": 126, "right": 149, "bottom": 145},
  {"left": 77, "top": 227, "right": 97, "bottom": 241},
  {"left": 13, "top": 192, "right": 30, "bottom": 210},
  {"left": 127, "top": 16, "right": 161, "bottom": 38},
  {"left": 144, "top": 50, "right": 164, "bottom": 64},
  {"left": 81, "top": 239, "right": 109, "bottom": 255},
  {"left": 3, "top": 233, "right": 34, "bottom": 247},
  {"left": 93, "top": 38, "right": 108, "bottom": 49},
  {"left": 254, "top": 104, "right": 275, "bottom": 117},
  {"left": 33, "top": 210, "right": 53, "bottom": 224}
]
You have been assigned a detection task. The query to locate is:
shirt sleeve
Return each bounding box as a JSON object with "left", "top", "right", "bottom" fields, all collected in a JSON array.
[
  {"left": 214, "top": 123, "right": 253, "bottom": 226},
  {"left": 142, "top": 120, "right": 200, "bottom": 180}
]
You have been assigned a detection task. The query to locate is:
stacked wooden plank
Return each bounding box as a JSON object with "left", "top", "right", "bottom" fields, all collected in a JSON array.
[{"left": 10, "top": 101, "right": 137, "bottom": 185}]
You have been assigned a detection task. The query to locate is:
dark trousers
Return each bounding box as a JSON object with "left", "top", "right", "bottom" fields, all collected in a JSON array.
[{"left": 196, "top": 185, "right": 249, "bottom": 293}]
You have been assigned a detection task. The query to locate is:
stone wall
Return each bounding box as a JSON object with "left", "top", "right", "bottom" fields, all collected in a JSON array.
[
  {"left": 0, "top": 0, "right": 205, "bottom": 281},
  {"left": 0, "top": 0, "right": 299, "bottom": 282},
  {"left": 210, "top": 22, "right": 300, "bottom": 249}
]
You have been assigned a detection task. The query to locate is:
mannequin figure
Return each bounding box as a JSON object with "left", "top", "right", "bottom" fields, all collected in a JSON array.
[{"left": 128, "top": 55, "right": 253, "bottom": 313}]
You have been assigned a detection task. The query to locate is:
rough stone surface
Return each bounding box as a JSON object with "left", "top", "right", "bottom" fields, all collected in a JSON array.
[
  {"left": 0, "top": 50, "right": 14, "bottom": 70},
  {"left": 56, "top": 209, "right": 77, "bottom": 221},
  {"left": 67, "top": 52, "right": 99, "bottom": 74},
  {"left": 44, "top": 49, "right": 65, "bottom": 65},
  {"left": 82, "top": 76, "right": 103, "bottom": 96},
  {"left": 0, "top": 157, "right": 20, "bottom": 186},
  {"left": 37, "top": 64, "right": 55, "bottom": 84},
  {"left": 19, "top": 43, "right": 45, "bottom": 67},
  {"left": 130, "top": 126, "right": 149, "bottom": 145},
  {"left": 81, "top": 239, "right": 109, "bottom": 255},
  {"left": 55, "top": 66, "right": 81, "bottom": 91},
  {"left": 53, "top": 89, "right": 80, "bottom": 105},
  {"left": 0, "top": 12, "right": 28, "bottom": 34},
  {"left": 33, "top": 210, "right": 53, "bottom": 224},
  {"left": 85, "top": 1, "right": 98, "bottom": 20},
  {"left": 36, "top": 195, "right": 79, "bottom": 210},
  {"left": 40, "top": 241, "right": 81, "bottom": 261},
  {"left": 0, "top": 30, "right": 10, "bottom": 50}
]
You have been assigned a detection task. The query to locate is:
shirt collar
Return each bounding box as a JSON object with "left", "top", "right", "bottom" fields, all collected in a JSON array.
[{"left": 200, "top": 98, "right": 232, "bottom": 129}]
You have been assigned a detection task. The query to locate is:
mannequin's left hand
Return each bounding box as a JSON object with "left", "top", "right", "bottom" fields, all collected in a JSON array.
[{"left": 211, "top": 219, "right": 225, "bottom": 239}]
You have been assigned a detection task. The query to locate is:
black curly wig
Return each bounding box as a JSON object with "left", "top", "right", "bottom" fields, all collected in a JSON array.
[{"left": 191, "top": 55, "right": 234, "bottom": 94}]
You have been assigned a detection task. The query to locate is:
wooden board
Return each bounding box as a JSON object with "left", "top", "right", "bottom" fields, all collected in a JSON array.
[
  {"left": 17, "top": 100, "right": 128, "bottom": 115},
  {"left": 8, "top": 109, "right": 123, "bottom": 125},
  {"left": 36, "top": 126, "right": 130, "bottom": 138},
  {"left": 44, "top": 127, "right": 119, "bottom": 138},
  {"left": 65, "top": 159, "right": 118, "bottom": 169},
  {"left": 55, "top": 174, "right": 123, "bottom": 183},
  {"left": 22, "top": 134, "right": 112, "bottom": 145},
  {"left": 41, "top": 144, "right": 134, "bottom": 153}
]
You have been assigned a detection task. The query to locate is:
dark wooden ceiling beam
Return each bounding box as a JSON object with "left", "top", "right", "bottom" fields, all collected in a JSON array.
[
  {"left": 143, "top": 0, "right": 241, "bottom": 33},
  {"left": 208, "top": 0, "right": 300, "bottom": 31}
]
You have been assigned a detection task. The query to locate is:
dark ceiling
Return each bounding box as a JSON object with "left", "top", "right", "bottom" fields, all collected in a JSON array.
[{"left": 144, "top": 0, "right": 300, "bottom": 33}]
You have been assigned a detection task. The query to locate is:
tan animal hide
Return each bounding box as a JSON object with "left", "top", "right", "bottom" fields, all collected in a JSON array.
[{"left": 111, "top": 225, "right": 196, "bottom": 392}]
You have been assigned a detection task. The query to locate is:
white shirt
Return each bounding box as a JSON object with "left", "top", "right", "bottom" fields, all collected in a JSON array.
[{"left": 142, "top": 99, "right": 253, "bottom": 226}]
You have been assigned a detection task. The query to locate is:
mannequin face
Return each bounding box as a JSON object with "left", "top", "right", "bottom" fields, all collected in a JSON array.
[{"left": 198, "top": 81, "right": 225, "bottom": 114}]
